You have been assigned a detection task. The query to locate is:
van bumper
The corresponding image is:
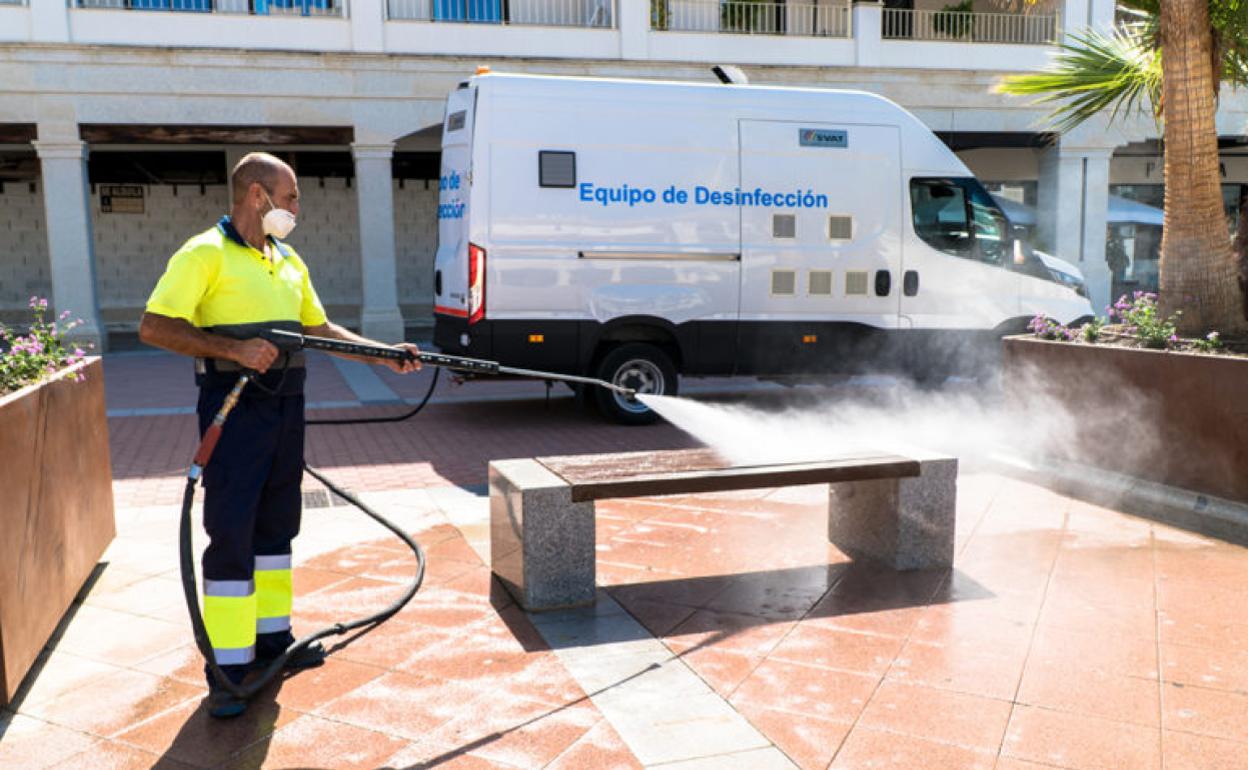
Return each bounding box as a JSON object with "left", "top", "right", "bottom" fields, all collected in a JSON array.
[{"left": 433, "top": 313, "right": 492, "bottom": 358}]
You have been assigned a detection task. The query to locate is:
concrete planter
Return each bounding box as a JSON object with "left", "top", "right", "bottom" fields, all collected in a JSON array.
[
  {"left": 1002, "top": 337, "right": 1248, "bottom": 505},
  {"left": 0, "top": 357, "right": 115, "bottom": 704}
]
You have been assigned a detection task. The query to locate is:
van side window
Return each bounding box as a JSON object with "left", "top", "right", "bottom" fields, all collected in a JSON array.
[
  {"left": 910, "top": 177, "right": 1009, "bottom": 266},
  {"left": 539, "top": 151, "right": 576, "bottom": 188},
  {"left": 446, "top": 110, "right": 466, "bottom": 132}
]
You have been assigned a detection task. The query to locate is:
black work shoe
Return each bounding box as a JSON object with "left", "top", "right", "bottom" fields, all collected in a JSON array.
[
  {"left": 253, "top": 641, "right": 326, "bottom": 672},
  {"left": 207, "top": 685, "right": 247, "bottom": 719}
]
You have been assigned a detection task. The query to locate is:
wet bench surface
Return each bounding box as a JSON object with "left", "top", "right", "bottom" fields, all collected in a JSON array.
[{"left": 489, "top": 448, "right": 957, "bottom": 611}]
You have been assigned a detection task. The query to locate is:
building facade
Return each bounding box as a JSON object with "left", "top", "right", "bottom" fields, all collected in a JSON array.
[{"left": 2, "top": 0, "right": 1247, "bottom": 350}]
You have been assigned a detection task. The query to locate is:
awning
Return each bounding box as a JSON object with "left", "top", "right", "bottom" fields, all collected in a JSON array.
[{"left": 990, "top": 193, "right": 1164, "bottom": 228}]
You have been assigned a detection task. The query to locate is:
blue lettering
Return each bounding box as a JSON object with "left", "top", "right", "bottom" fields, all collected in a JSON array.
[
  {"left": 695, "top": 186, "right": 710, "bottom": 204},
  {"left": 579, "top": 183, "right": 594, "bottom": 202}
]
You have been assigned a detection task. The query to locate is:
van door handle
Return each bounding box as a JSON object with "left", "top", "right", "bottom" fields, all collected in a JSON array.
[
  {"left": 874, "top": 270, "right": 891, "bottom": 297},
  {"left": 903, "top": 270, "right": 919, "bottom": 296}
]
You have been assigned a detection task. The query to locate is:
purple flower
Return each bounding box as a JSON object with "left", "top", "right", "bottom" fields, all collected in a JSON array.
[{"left": 59, "top": 310, "right": 71, "bottom": 321}]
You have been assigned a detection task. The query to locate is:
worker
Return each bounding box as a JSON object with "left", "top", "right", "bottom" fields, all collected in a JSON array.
[{"left": 139, "top": 152, "right": 420, "bottom": 719}]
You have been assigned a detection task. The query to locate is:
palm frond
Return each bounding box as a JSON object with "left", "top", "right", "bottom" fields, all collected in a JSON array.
[
  {"left": 997, "top": 27, "right": 1161, "bottom": 133},
  {"left": 1214, "top": 0, "right": 1248, "bottom": 87}
]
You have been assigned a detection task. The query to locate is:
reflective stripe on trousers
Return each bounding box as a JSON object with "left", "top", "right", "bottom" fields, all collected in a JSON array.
[
  {"left": 255, "top": 553, "right": 293, "bottom": 634},
  {"left": 202, "top": 578, "right": 257, "bottom": 666}
]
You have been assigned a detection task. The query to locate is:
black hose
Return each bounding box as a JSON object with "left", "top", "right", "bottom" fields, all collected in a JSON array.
[{"left": 178, "top": 365, "right": 440, "bottom": 701}]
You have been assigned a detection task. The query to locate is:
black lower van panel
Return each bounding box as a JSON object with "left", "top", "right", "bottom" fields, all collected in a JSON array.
[{"left": 434, "top": 314, "right": 1012, "bottom": 381}]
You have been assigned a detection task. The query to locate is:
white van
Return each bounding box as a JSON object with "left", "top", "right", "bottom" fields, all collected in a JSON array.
[{"left": 432, "top": 72, "right": 1093, "bottom": 423}]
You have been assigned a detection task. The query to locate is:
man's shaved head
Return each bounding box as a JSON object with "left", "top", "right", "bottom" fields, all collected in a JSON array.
[{"left": 231, "top": 152, "right": 293, "bottom": 202}]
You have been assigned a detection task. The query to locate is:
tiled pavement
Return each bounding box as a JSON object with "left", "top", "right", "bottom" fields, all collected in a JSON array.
[{"left": 4, "top": 350, "right": 1248, "bottom": 769}]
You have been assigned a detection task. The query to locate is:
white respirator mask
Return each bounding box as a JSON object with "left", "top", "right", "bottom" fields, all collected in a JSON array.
[{"left": 260, "top": 188, "right": 297, "bottom": 239}]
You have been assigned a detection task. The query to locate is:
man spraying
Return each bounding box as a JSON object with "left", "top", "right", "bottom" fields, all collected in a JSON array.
[{"left": 139, "top": 152, "right": 421, "bottom": 718}]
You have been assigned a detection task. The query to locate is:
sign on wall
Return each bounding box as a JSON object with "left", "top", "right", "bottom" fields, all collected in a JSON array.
[{"left": 100, "top": 185, "right": 144, "bottom": 214}]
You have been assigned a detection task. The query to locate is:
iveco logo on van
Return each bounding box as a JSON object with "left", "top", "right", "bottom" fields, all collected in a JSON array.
[{"left": 799, "top": 128, "right": 848, "bottom": 148}]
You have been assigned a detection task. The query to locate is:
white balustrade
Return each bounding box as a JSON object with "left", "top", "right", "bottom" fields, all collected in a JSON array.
[
  {"left": 881, "top": 7, "right": 1059, "bottom": 44},
  {"left": 386, "top": 0, "right": 615, "bottom": 27},
  {"left": 653, "top": 0, "right": 851, "bottom": 38}
]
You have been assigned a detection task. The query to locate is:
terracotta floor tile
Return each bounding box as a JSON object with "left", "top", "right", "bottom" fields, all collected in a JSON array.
[
  {"left": 1161, "top": 635, "right": 1248, "bottom": 695},
  {"left": 112, "top": 697, "right": 297, "bottom": 768},
  {"left": 829, "top": 726, "right": 996, "bottom": 770},
  {"left": 909, "top": 606, "right": 1035, "bottom": 653},
  {"left": 1016, "top": 658, "right": 1160, "bottom": 727},
  {"left": 730, "top": 657, "right": 878, "bottom": 724},
  {"left": 1161, "top": 681, "right": 1248, "bottom": 743},
  {"left": 768, "top": 623, "right": 904, "bottom": 677},
  {"left": 737, "top": 703, "right": 852, "bottom": 770},
  {"left": 259, "top": 657, "right": 387, "bottom": 714},
  {"left": 887, "top": 639, "right": 1027, "bottom": 701},
  {"left": 219, "top": 714, "right": 407, "bottom": 770},
  {"left": 1002, "top": 704, "right": 1161, "bottom": 770},
  {"left": 1037, "top": 592, "right": 1158, "bottom": 640},
  {"left": 675, "top": 645, "right": 763, "bottom": 698},
  {"left": 1028, "top": 625, "right": 1158, "bottom": 680},
  {"left": 314, "top": 671, "right": 484, "bottom": 740},
  {"left": 331, "top": 617, "right": 455, "bottom": 671},
  {"left": 858, "top": 680, "right": 1012, "bottom": 753},
  {"left": 804, "top": 592, "right": 925, "bottom": 639},
  {"left": 609, "top": 574, "right": 735, "bottom": 610},
  {"left": 702, "top": 566, "right": 843, "bottom": 620},
  {"left": 428, "top": 695, "right": 599, "bottom": 769},
  {"left": 1162, "top": 729, "right": 1248, "bottom": 770},
  {"left": 544, "top": 718, "right": 643, "bottom": 770},
  {"left": 0, "top": 714, "right": 99, "bottom": 770},
  {"left": 616, "top": 596, "right": 699, "bottom": 638},
  {"left": 22, "top": 668, "right": 204, "bottom": 739},
  {"left": 491, "top": 653, "right": 586, "bottom": 708},
  {"left": 664, "top": 608, "right": 796, "bottom": 657},
  {"left": 993, "top": 755, "right": 1060, "bottom": 769},
  {"left": 48, "top": 741, "right": 194, "bottom": 770},
  {"left": 1044, "top": 571, "right": 1156, "bottom": 611},
  {"left": 292, "top": 565, "right": 355, "bottom": 595},
  {"left": 1158, "top": 615, "right": 1248, "bottom": 655},
  {"left": 383, "top": 740, "right": 525, "bottom": 769}
]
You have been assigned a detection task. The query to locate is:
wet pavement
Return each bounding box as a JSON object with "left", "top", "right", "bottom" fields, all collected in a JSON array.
[{"left": 3, "top": 349, "right": 1248, "bottom": 769}]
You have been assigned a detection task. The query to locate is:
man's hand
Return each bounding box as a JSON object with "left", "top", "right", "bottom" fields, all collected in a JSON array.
[
  {"left": 385, "top": 342, "right": 422, "bottom": 374},
  {"left": 232, "top": 338, "right": 280, "bottom": 373}
]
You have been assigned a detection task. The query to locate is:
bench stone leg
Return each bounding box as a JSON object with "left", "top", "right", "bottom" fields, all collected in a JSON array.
[
  {"left": 827, "top": 456, "right": 957, "bottom": 570},
  {"left": 489, "top": 459, "right": 597, "bottom": 611}
]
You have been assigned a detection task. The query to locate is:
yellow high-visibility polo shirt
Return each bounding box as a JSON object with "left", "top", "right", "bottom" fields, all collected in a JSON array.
[{"left": 146, "top": 216, "right": 327, "bottom": 334}]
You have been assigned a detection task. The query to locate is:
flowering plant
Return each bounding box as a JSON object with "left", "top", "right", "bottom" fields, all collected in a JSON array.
[
  {"left": 1027, "top": 313, "right": 1076, "bottom": 341},
  {"left": 0, "top": 297, "right": 90, "bottom": 396},
  {"left": 1107, "top": 292, "right": 1178, "bottom": 349}
]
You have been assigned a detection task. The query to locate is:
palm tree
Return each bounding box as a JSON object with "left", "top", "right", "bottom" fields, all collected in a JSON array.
[{"left": 999, "top": 0, "right": 1248, "bottom": 333}]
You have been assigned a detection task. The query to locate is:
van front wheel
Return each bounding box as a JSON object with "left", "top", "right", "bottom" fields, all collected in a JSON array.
[{"left": 593, "top": 344, "right": 678, "bottom": 425}]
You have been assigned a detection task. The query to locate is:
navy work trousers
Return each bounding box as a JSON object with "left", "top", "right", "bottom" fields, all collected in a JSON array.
[{"left": 196, "top": 383, "right": 305, "bottom": 686}]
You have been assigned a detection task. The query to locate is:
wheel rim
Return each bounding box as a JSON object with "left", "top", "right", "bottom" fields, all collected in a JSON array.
[{"left": 611, "top": 358, "right": 665, "bottom": 414}]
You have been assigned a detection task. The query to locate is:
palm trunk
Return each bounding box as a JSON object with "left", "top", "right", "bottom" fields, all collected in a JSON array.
[
  {"left": 1159, "top": 0, "right": 1244, "bottom": 333},
  {"left": 1236, "top": 189, "right": 1248, "bottom": 322}
]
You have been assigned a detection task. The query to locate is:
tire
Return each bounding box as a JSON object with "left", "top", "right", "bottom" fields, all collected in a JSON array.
[{"left": 593, "top": 343, "right": 678, "bottom": 425}]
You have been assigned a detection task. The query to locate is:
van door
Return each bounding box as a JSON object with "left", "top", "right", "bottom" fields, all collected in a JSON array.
[
  {"left": 433, "top": 86, "right": 476, "bottom": 331},
  {"left": 737, "top": 120, "right": 903, "bottom": 374},
  {"left": 900, "top": 177, "right": 1022, "bottom": 372}
]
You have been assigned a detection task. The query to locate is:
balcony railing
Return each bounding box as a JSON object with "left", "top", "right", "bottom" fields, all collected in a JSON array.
[
  {"left": 652, "top": 0, "right": 851, "bottom": 37},
  {"left": 387, "top": 0, "right": 616, "bottom": 27},
  {"left": 0, "top": 0, "right": 29, "bottom": 5},
  {"left": 72, "top": 0, "right": 345, "bottom": 17},
  {"left": 882, "top": 7, "right": 1059, "bottom": 44}
]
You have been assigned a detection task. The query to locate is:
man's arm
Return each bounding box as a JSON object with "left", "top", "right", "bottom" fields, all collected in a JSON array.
[
  {"left": 139, "top": 312, "right": 279, "bottom": 373},
  {"left": 303, "top": 321, "right": 420, "bottom": 374}
]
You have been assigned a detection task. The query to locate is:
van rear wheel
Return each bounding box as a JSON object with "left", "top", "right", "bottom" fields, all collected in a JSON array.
[{"left": 594, "top": 344, "right": 677, "bottom": 425}]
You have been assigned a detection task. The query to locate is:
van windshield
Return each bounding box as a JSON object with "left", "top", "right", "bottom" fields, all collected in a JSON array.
[{"left": 910, "top": 177, "right": 1009, "bottom": 266}]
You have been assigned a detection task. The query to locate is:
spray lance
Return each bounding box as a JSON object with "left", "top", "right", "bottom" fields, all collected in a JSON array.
[
  {"left": 180, "top": 329, "right": 636, "bottom": 703},
  {"left": 259, "top": 328, "right": 638, "bottom": 399}
]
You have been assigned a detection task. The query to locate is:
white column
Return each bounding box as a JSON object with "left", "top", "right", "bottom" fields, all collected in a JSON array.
[
  {"left": 31, "top": 0, "right": 70, "bottom": 43},
  {"left": 350, "top": 0, "right": 385, "bottom": 52},
  {"left": 1037, "top": 144, "right": 1114, "bottom": 315},
  {"left": 351, "top": 142, "right": 405, "bottom": 342},
  {"left": 853, "top": 0, "right": 883, "bottom": 68},
  {"left": 33, "top": 140, "right": 106, "bottom": 353},
  {"left": 619, "top": 0, "right": 649, "bottom": 59}
]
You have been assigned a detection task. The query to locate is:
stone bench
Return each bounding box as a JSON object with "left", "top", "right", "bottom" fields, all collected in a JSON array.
[{"left": 489, "top": 448, "right": 957, "bottom": 611}]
